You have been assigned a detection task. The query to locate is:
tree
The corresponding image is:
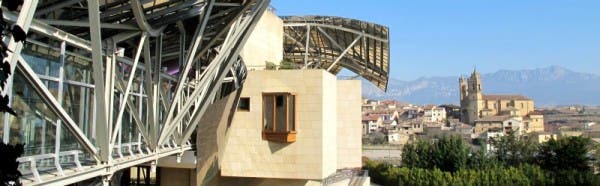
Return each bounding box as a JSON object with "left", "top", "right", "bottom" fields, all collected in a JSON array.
[
  {"left": 538, "top": 136, "right": 593, "bottom": 172},
  {"left": 0, "top": 141, "right": 24, "bottom": 186},
  {"left": 278, "top": 59, "right": 297, "bottom": 69},
  {"left": 431, "top": 135, "right": 470, "bottom": 172},
  {"left": 488, "top": 130, "right": 538, "bottom": 166},
  {"left": 402, "top": 135, "right": 471, "bottom": 172},
  {"left": 0, "top": 1, "right": 26, "bottom": 185}
]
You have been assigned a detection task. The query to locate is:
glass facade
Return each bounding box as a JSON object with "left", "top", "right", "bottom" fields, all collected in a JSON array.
[{"left": 2, "top": 42, "right": 158, "bottom": 158}]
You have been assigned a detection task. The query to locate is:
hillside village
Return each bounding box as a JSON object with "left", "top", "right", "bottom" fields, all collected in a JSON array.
[{"left": 362, "top": 70, "right": 600, "bottom": 153}]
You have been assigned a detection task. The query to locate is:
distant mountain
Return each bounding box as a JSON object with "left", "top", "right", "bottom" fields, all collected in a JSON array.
[{"left": 360, "top": 66, "right": 600, "bottom": 106}]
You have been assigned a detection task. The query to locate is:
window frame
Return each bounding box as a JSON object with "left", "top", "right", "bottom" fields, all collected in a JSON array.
[{"left": 261, "top": 92, "right": 297, "bottom": 143}]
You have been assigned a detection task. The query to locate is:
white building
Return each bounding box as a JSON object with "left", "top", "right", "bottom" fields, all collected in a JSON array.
[
  {"left": 482, "top": 130, "right": 504, "bottom": 153},
  {"left": 423, "top": 106, "right": 447, "bottom": 122}
]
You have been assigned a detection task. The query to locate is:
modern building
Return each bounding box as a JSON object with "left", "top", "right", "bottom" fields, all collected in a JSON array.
[
  {"left": 459, "top": 69, "right": 544, "bottom": 134},
  {"left": 0, "top": 1, "right": 390, "bottom": 185}
]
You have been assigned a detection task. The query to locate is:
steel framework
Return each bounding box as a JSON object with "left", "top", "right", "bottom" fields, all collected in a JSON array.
[
  {"left": 0, "top": 0, "right": 269, "bottom": 185},
  {"left": 282, "top": 16, "right": 390, "bottom": 91}
]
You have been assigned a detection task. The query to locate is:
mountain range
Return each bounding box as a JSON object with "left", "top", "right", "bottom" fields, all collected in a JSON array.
[{"left": 360, "top": 66, "right": 600, "bottom": 106}]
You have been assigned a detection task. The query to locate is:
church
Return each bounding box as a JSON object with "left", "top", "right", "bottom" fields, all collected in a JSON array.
[{"left": 459, "top": 70, "right": 544, "bottom": 135}]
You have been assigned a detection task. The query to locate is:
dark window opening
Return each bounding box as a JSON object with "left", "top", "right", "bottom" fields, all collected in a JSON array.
[{"left": 238, "top": 97, "right": 250, "bottom": 111}]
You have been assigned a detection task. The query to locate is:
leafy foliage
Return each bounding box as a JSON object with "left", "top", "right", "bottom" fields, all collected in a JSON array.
[
  {"left": 10, "top": 26, "right": 26, "bottom": 44},
  {"left": 372, "top": 134, "right": 600, "bottom": 186},
  {"left": 278, "top": 58, "right": 297, "bottom": 69},
  {"left": 0, "top": 3, "right": 25, "bottom": 185},
  {"left": 1, "top": 0, "right": 23, "bottom": 11},
  {"left": 264, "top": 61, "right": 276, "bottom": 70},
  {"left": 537, "top": 136, "right": 593, "bottom": 172},
  {"left": 363, "top": 132, "right": 386, "bottom": 145},
  {"left": 401, "top": 135, "right": 471, "bottom": 172},
  {"left": 365, "top": 160, "right": 600, "bottom": 186},
  {"left": 0, "top": 141, "right": 24, "bottom": 186},
  {"left": 488, "top": 130, "right": 539, "bottom": 166},
  {"left": 0, "top": 1, "right": 28, "bottom": 116}
]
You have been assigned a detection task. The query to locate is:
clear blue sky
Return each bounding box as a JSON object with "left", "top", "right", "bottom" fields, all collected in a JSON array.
[{"left": 271, "top": 0, "right": 600, "bottom": 81}]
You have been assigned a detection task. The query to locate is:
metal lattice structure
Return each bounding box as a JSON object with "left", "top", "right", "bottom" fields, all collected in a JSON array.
[
  {"left": 1, "top": 0, "right": 269, "bottom": 185},
  {"left": 282, "top": 16, "right": 390, "bottom": 91}
]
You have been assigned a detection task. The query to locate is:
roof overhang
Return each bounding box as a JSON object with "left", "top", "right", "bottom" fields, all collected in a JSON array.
[{"left": 281, "top": 16, "right": 390, "bottom": 91}]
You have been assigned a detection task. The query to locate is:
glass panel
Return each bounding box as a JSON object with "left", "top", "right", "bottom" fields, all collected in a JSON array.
[
  {"left": 275, "top": 95, "right": 286, "bottom": 132},
  {"left": 9, "top": 71, "right": 59, "bottom": 155},
  {"left": 46, "top": 81, "right": 59, "bottom": 98},
  {"left": 289, "top": 95, "right": 295, "bottom": 131},
  {"left": 263, "top": 95, "right": 274, "bottom": 131},
  {"left": 122, "top": 110, "right": 133, "bottom": 144},
  {"left": 22, "top": 52, "right": 60, "bottom": 77},
  {"left": 64, "top": 54, "right": 93, "bottom": 84},
  {"left": 63, "top": 83, "right": 95, "bottom": 137},
  {"left": 59, "top": 123, "right": 79, "bottom": 151}
]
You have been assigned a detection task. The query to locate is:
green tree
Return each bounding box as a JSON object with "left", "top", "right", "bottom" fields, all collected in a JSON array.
[
  {"left": 488, "top": 130, "right": 538, "bottom": 166},
  {"left": 264, "top": 61, "right": 276, "bottom": 70},
  {"left": 402, "top": 135, "right": 470, "bottom": 172},
  {"left": 431, "top": 135, "right": 470, "bottom": 172},
  {"left": 0, "top": 141, "right": 24, "bottom": 186},
  {"left": 538, "top": 136, "right": 593, "bottom": 172},
  {"left": 278, "top": 59, "right": 297, "bottom": 69}
]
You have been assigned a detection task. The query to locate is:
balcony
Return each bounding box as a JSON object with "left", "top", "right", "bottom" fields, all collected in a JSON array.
[{"left": 262, "top": 131, "right": 297, "bottom": 143}]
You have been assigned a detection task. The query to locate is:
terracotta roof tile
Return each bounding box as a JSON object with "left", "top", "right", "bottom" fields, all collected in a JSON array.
[{"left": 362, "top": 115, "right": 379, "bottom": 121}]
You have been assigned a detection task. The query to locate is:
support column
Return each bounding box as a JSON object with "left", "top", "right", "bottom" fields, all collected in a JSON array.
[
  {"left": 54, "top": 41, "right": 67, "bottom": 176},
  {"left": 2, "top": 0, "right": 39, "bottom": 144},
  {"left": 87, "top": 0, "right": 110, "bottom": 163}
]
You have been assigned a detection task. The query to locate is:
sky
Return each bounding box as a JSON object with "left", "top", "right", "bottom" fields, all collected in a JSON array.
[{"left": 271, "top": 0, "right": 600, "bottom": 81}]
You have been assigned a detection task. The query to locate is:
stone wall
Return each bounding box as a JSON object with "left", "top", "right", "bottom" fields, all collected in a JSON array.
[
  {"left": 220, "top": 70, "right": 338, "bottom": 180},
  {"left": 240, "top": 10, "right": 283, "bottom": 69},
  {"left": 336, "top": 80, "right": 362, "bottom": 169}
]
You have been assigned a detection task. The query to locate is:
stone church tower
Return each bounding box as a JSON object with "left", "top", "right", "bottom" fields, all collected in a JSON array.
[{"left": 460, "top": 69, "right": 484, "bottom": 124}]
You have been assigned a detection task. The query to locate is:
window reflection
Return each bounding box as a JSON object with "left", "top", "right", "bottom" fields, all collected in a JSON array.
[{"left": 10, "top": 71, "right": 59, "bottom": 155}]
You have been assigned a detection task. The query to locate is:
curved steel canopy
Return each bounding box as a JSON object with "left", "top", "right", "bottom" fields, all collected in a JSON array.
[
  {"left": 3, "top": 0, "right": 269, "bottom": 184},
  {"left": 282, "top": 16, "right": 390, "bottom": 91}
]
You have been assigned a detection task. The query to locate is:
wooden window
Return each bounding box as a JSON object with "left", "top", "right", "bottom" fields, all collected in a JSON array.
[
  {"left": 238, "top": 97, "right": 250, "bottom": 111},
  {"left": 262, "top": 93, "right": 296, "bottom": 143}
]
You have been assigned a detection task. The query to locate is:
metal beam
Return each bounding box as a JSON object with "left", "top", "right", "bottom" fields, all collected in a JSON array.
[
  {"left": 304, "top": 25, "right": 310, "bottom": 68},
  {"left": 327, "top": 34, "right": 363, "bottom": 71},
  {"left": 28, "top": 146, "right": 191, "bottom": 186},
  {"left": 142, "top": 37, "right": 158, "bottom": 148},
  {"left": 284, "top": 33, "right": 313, "bottom": 53},
  {"left": 159, "top": 0, "right": 214, "bottom": 144},
  {"left": 87, "top": 0, "right": 110, "bottom": 163},
  {"left": 179, "top": 0, "right": 270, "bottom": 145},
  {"left": 2, "top": 11, "right": 94, "bottom": 56},
  {"left": 3, "top": 0, "right": 39, "bottom": 84},
  {"left": 130, "top": 0, "right": 166, "bottom": 37},
  {"left": 17, "top": 55, "right": 99, "bottom": 160},
  {"left": 114, "top": 74, "right": 152, "bottom": 147},
  {"left": 316, "top": 27, "right": 344, "bottom": 51},
  {"left": 111, "top": 33, "right": 147, "bottom": 145},
  {"left": 284, "top": 23, "right": 388, "bottom": 42},
  {"left": 146, "top": 0, "right": 206, "bottom": 20},
  {"left": 39, "top": 19, "right": 140, "bottom": 30},
  {"left": 161, "top": 1, "right": 260, "bottom": 145},
  {"left": 35, "top": 0, "right": 84, "bottom": 16}
]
